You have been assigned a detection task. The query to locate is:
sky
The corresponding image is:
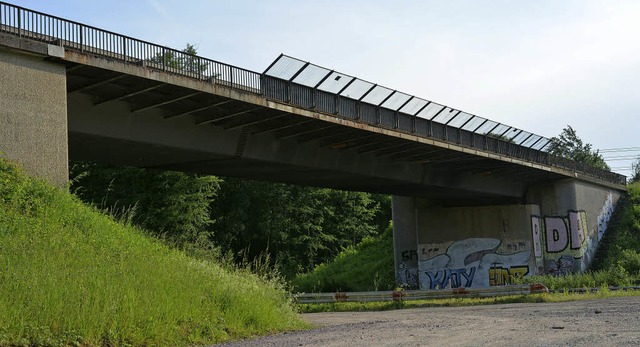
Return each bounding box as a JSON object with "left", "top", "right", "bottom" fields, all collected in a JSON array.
[{"left": 6, "top": 0, "right": 640, "bottom": 177}]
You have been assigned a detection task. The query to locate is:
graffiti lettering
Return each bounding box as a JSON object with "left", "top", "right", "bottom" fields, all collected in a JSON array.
[
  {"left": 425, "top": 267, "right": 476, "bottom": 290},
  {"left": 544, "top": 217, "right": 569, "bottom": 253},
  {"left": 401, "top": 249, "right": 418, "bottom": 261},
  {"left": 489, "top": 265, "right": 529, "bottom": 286},
  {"left": 569, "top": 211, "right": 585, "bottom": 250}
]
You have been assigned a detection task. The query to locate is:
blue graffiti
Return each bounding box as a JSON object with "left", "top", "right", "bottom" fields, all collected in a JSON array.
[{"left": 425, "top": 267, "right": 476, "bottom": 289}]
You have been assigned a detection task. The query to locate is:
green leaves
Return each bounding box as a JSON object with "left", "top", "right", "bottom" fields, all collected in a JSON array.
[{"left": 549, "top": 125, "right": 609, "bottom": 170}]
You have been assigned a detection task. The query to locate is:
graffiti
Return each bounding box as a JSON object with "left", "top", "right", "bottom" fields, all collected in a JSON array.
[
  {"left": 418, "top": 238, "right": 531, "bottom": 289},
  {"left": 401, "top": 249, "right": 418, "bottom": 261},
  {"left": 542, "top": 211, "right": 587, "bottom": 253},
  {"left": 545, "top": 255, "right": 575, "bottom": 276},
  {"left": 489, "top": 265, "right": 529, "bottom": 286},
  {"left": 597, "top": 193, "right": 614, "bottom": 240},
  {"left": 425, "top": 268, "right": 476, "bottom": 290},
  {"left": 399, "top": 268, "right": 420, "bottom": 289},
  {"left": 531, "top": 216, "right": 543, "bottom": 257}
]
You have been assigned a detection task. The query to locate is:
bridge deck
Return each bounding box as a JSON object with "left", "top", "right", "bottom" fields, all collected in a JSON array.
[{"left": 0, "top": 1, "right": 627, "bottom": 198}]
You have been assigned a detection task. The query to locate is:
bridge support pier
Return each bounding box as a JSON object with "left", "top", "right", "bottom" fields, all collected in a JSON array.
[
  {"left": 392, "top": 180, "right": 621, "bottom": 290},
  {"left": 0, "top": 47, "right": 68, "bottom": 186}
]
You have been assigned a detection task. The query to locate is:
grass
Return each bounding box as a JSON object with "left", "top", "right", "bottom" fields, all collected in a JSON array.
[
  {"left": 0, "top": 158, "right": 307, "bottom": 346},
  {"left": 292, "top": 225, "right": 395, "bottom": 293}
]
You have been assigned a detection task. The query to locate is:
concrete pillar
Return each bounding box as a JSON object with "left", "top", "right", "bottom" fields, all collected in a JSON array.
[
  {"left": 391, "top": 195, "right": 420, "bottom": 289},
  {"left": 0, "top": 48, "right": 68, "bottom": 186},
  {"left": 414, "top": 204, "right": 539, "bottom": 289}
]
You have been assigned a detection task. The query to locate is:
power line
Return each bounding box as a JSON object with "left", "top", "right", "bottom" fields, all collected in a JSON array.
[{"left": 599, "top": 147, "right": 640, "bottom": 153}]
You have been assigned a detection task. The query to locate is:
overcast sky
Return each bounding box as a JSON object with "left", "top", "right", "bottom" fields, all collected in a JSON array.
[{"left": 7, "top": 0, "right": 640, "bottom": 176}]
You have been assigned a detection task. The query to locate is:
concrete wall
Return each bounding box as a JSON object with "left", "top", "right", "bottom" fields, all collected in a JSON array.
[
  {"left": 391, "top": 196, "right": 419, "bottom": 288},
  {"left": 415, "top": 203, "right": 539, "bottom": 289},
  {"left": 392, "top": 179, "right": 623, "bottom": 289},
  {"left": 527, "top": 179, "right": 620, "bottom": 275},
  {"left": 0, "top": 48, "right": 68, "bottom": 186}
]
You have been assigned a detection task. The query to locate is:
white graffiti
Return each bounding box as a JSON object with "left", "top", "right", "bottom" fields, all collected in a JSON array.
[
  {"left": 418, "top": 238, "right": 531, "bottom": 289},
  {"left": 597, "top": 193, "right": 614, "bottom": 241}
]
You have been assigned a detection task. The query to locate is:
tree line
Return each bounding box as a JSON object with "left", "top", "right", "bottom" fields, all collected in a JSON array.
[{"left": 70, "top": 163, "right": 390, "bottom": 279}]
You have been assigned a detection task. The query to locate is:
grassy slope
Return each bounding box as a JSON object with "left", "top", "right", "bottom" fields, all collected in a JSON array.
[
  {"left": 0, "top": 158, "right": 305, "bottom": 346},
  {"left": 293, "top": 226, "right": 395, "bottom": 293}
]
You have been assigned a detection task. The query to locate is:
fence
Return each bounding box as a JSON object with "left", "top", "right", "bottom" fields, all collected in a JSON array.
[{"left": 0, "top": 1, "right": 261, "bottom": 93}]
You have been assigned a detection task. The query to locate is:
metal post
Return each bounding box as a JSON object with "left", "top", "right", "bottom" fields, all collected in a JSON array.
[{"left": 17, "top": 8, "right": 21, "bottom": 37}]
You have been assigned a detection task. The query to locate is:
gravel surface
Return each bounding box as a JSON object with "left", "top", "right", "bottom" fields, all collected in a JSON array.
[{"left": 215, "top": 296, "right": 640, "bottom": 346}]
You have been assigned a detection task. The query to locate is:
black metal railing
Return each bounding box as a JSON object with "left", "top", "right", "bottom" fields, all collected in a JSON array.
[
  {"left": 0, "top": 1, "right": 261, "bottom": 93},
  {"left": 0, "top": 1, "right": 626, "bottom": 186}
]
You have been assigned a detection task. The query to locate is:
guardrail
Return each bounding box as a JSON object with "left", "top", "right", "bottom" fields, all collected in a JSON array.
[
  {"left": 0, "top": 1, "right": 627, "bottom": 186},
  {"left": 0, "top": 1, "right": 261, "bottom": 93},
  {"left": 294, "top": 284, "right": 549, "bottom": 304}
]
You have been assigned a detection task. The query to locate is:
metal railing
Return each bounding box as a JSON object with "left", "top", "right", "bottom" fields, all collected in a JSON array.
[
  {"left": 0, "top": 1, "right": 261, "bottom": 93},
  {"left": 293, "top": 284, "right": 549, "bottom": 304},
  {"left": 0, "top": 1, "right": 626, "bottom": 185},
  {"left": 263, "top": 55, "right": 627, "bottom": 186}
]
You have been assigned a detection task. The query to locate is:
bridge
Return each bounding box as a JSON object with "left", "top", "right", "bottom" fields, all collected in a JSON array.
[{"left": 0, "top": 2, "right": 627, "bottom": 289}]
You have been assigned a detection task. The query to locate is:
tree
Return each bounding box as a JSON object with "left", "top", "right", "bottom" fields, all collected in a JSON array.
[
  {"left": 549, "top": 125, "right": 610, "bottom": 170},
  {"left": 150, "top": 43, "right": 207, "bottom": 75},
  {"left": 632, "top": 158, "right": 640, "bottom": 183},
  {"left": 70, "top": 162, "right": 221, "bottom": 247},
  {"left": 209, "top": 178, "right": 388, "bottom": 279}
]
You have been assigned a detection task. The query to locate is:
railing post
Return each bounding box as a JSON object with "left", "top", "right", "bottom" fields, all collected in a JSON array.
[
  {"left": 162, "top": 47, "right": 166, "bottom": 71},
  {"left": 229, "top": 65, "right": 233, "bottom": 88},
  {"left": 17, "top": 8, "right": 21, "bottom": 38}
]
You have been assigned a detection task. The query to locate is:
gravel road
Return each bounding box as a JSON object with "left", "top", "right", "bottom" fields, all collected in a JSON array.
[{"left": 216, "top": 296, "right": 640, "bottom": 346}]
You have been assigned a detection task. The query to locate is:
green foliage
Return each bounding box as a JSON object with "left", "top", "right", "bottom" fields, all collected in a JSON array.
[
  {"left": 150, "top": 43, "right": 207, "bottom": 74},
  {"left": 70, "top": 162, "right": 221, "bottom": 249},
  {"left": 519, "top": 270, "right": 631, "bottom": 290},
  {"left": 549, "top": 125, "right": 610, "bottom": 170},
  {"left": 211, "top": 178, "right": 388, "bottom": 279},
  {"left": 0, "top": 157, "right": 305, "bottom": 346},
  {"left": 591, "top": 183, "right": 640, "bottom": 273},
  {"left": 632, "top": 158, "right": 640, "bottom": 183},
  {"left": 293, "top": 225, "right": 395, "bottom": 292}
]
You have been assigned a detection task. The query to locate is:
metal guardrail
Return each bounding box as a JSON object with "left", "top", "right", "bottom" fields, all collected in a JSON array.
[
  {"left": 0, "top": 2, "right": 626, "bottom": 185},
  {"left": 0, "top": 1, "right": 261, "bottom": 93},
  {"left": 294, "top": 284, "right": 549, "bottom": 304}
]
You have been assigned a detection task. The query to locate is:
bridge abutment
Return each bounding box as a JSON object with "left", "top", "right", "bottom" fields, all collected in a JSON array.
[
  {"left": 0, "top": 47, "right": 68, "bottom": 186},
  {"left": 392, "top": 179, "right": 621, "bottom": 289}
]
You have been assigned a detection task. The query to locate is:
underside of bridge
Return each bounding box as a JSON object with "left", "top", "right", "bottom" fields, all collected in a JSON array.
[{"left": 63, "top": 60, "right": 573, "bottom": 206}]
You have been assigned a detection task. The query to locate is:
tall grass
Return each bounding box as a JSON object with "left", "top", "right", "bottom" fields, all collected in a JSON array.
[
  {"left": 0, "top": 158, "right": 306, "bottom": 346},
  {"left": 293, "top": 225, "right": 395, "bottom": 292}
]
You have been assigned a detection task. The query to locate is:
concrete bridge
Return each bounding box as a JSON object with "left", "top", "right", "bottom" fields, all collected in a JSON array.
[{"left": 0, "top": 2, "right": 627, "bottom": 289}]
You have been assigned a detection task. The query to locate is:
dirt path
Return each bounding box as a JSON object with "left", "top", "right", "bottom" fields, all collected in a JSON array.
[{"left": 216, "top": 296, "right": 640, "bottom": 346}]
